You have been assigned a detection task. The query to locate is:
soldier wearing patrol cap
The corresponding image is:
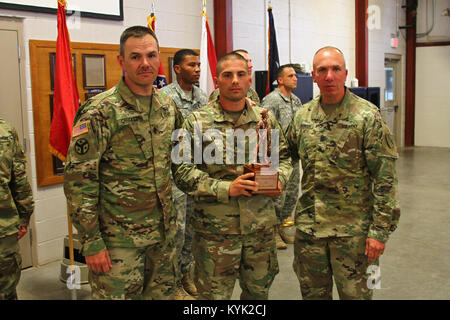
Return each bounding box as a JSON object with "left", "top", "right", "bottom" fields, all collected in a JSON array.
[
  {"left": 173, "top": 52, "right": 292, "bottom": 300},
  {"left": 0, "top": 119, "right": 34, "bottom": 300},
  {"left": 64, "top": 26, "right": 183, "bottom": 300},
  {"left": 286, "top": 46, "right": 400, "bottom": 300},
  {"left": 262, "top": 64, "right": 303, "bottom": 249},
  {"left": 160, "top": 49, "right": 207, "bottom": 300}
]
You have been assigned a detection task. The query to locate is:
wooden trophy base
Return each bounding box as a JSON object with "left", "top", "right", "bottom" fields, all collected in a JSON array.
[{"left": 244, "top": 163, "right": 279, "bottom": 195}]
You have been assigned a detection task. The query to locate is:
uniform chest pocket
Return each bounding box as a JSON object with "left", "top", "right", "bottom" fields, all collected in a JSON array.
[
  {"left": 0, "top": 140, "right": 13, "bottom": 170},
  {"left": 298, "top": 123, "right": 318, "bottom": 160},
  {"left": 113, "top": 118, "right": 153, "bottom": 160},
  {"left": 329, "top": 128, "right": 363, "bottom": 172}
]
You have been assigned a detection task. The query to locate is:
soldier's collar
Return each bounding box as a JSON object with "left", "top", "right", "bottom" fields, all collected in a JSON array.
[
  {"left": 117, "top": 78, "right": 167, "bottom": 114},
  {"left": 276, "top": 88, "right": 291, "bottom": 103},
  {"left": 314, "top": 87, "right": 351, "bottom": 122},
  {"left": 172, "top": 82, "right": 194, "bottom": 102},
  {"left": 215, "top": 98, "right": 259, "bottom": 125}
]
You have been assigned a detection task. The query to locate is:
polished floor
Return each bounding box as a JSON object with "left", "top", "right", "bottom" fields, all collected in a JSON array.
[{"left": 16, "top": 147, "right": 450, "bottom": 300}]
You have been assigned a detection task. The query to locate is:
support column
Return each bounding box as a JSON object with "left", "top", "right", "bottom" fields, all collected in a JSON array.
[
  {"left": 214, "top": 0, "right": 233, "bottom": 59},
  {"left": 404, "top": 0, "right": 417, "bottom": 146},
  {"left": 355, "top": 0, "right": 368, "bottom": 87}
]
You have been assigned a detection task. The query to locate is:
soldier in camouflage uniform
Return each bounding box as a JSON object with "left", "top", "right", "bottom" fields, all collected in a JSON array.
[
  {"left": 208, "top": 49, "right": 260, "bottom": 104},
  {"left": 286, "top": 47, "right": 400, "bottom": 300},
  {"left": 0, "top": 119, "right": 34, "bottom": 300},
  {"left": 160, "top": 49, "right": 207, "bottom": 299},
  {"left": 64, "top": 26, "right": 182, "bottom": 300},
  {"left": 173, "top": 53, "right": 292, "bottom": 300},
  {"left": 262, "top": 64, "right": 303, "bottom": 249}
]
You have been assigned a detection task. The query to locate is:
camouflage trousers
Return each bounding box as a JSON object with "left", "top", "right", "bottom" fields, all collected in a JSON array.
[
  {"left": 173, "top": 194, "right": 194, "bottom": 282},
  {"left": 293, "top": 230, "right": 375, "bottom": 300},
  {"left": 89, "top": 242, "right": 176, "bottom": 300},
  {"left": 192, "top": 228, "right": 279, "bottom": 300},
  {"left": 0, "top": 234, "right": 21, "bottom": 300},
  {"left": 274, "top": 161, "right": 300, "bottom": 224}
]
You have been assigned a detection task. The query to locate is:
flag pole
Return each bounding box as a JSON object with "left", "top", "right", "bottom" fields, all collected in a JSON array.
[{"left": 54, "top": 0, "right": 79, "bottom": 298}]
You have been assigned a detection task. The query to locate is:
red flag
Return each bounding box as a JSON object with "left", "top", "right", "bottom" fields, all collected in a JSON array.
[
  {"left": 49, "top": 0, "right": 80, "bottom": 161},
  {"left": 199, "top": 8, "right": 217, "bottom": 96},
  {"left": 147, "top": 10, "right": 167, "bottom": 88}
]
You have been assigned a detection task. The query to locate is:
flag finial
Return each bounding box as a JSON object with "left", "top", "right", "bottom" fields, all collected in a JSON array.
[{"left": 58, "top": 0, "right": 67, "bottom": 8}]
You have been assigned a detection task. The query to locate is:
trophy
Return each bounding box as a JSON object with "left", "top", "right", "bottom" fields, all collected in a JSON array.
[{"left": 244, "top": 109, "right": 280, "bottom": 195}]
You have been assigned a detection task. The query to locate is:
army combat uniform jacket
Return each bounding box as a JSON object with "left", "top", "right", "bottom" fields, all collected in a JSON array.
[
  {"left": 262, "top": 88, "right": 303, "bottom": 133},
  {"left": 64, "top": 79, "right": 183, "bottom": 256},
  {"left": 160, "top": 82, "right": 207, "bottom": 119},
  {"left": 0, "top": 119, "right": 34, "bottom": 238},
  {"left": 173, "top": 98, "right": 293, "bottom": 235},
  {"left": 160, "top": 82, "right": 207, "bottom": 200},
  {"left": 286, "top": 89, "right": 400, "bottom": 242}
]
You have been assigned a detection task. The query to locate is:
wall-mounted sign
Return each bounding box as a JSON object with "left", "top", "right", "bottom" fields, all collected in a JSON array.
[{"left": 0, "top": 0, "right": 123, "bottom": 21}]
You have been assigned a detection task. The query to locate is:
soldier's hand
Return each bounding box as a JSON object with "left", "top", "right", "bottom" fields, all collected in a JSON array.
[
  {"left": 229, "top": 173, "right": 259, "bottom": 197},
  {"left": 85, "top": 249, "right": 112, "bottom": 273},
  {"left": 365, "top": 238, "right": 386, "bottom": 263},
  {"left": 264, "top": 180, "right": 283, "bottom": 198},
  {"left": 17, "top": 226, "right": 28, "bottom": 240}
]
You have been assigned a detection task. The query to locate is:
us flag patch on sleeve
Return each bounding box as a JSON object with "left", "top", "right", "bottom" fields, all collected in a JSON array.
[{"left": 72, "top": 121, "right": 89, "bottom": 137}]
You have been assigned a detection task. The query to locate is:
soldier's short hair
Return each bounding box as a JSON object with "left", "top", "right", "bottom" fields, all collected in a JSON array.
[
  {"left": 173, "top": 49, "right": 199, "bottom": 68},
  {"left": 216, "top": 52, "right": 248, "bottom": 75},
  {"left": 120, "top": 26, "right": 159, "bottom": 56},
  {"left": 232, "top": 49, "right": 249, "bottom": 56},
  {"left": 277, "top": 64, "right": 295, "bottom": 79},
  {"left": 313, "top": 46, "right": 346, "bottom": 69}
]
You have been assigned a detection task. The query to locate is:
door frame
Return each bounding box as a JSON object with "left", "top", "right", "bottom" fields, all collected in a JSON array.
[
  {"left": 384, "top": 53, "right": 403, "bottom": 147},
  {"left": 0, "top": 16, "right": 35, "bottom": 267}
]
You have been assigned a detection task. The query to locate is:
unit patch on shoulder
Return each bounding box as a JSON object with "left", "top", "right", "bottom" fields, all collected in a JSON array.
[
  {"left": 72, "top": 121, "right": 89, "bottom": 137},
  {"left": 74, "top": 138, "right": 89, "bottom": 155}
]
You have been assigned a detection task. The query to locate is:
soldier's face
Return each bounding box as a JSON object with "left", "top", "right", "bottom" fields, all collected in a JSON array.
[
  {"left": 312, "top": 49, "right": 348, "bottom": 104},
  {"left": 216, "top": 58, "right": 251, "bottom": 102},
  {"left": 117, "top": 34, "right": 160, "bottom": 93},
  {"left": 175, "top": 55, "right": 200, "bottom": 85},
  {"left": 278, "top": 67, "right": 297, "bottom": 90}
]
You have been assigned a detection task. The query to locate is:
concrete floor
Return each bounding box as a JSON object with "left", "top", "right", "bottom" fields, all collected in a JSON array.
[{"left": 16, "top": 147, "right": 450, "bottom": 300}]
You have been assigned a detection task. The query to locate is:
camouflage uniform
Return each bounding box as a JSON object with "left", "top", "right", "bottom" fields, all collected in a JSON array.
[
  {"left": 160, "top": 82, "right": 207, "bottom": 281},
  {"left": 208, "top": 86, "right": 260, "bottom": 104},
  {"left": 0, "top": 119, "right": 34, "bottom": 300},
  {"left": 262, "top": 88, "right": 302, "bottom": 224},
  {"left": 64, "top": 79, "right": 183, "bottom": 300},
  {"left": 173, "top": 98, "right": 292, "bottom": 299},
  {"left": 286, "top": 89, "right": 400, "bottom": 300}
]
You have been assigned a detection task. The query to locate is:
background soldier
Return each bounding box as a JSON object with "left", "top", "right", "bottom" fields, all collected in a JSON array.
[
  {"left": 208, "top": 49, "right": 260, "bottom": 104},
  {"left": 64, "top": 26, "right": 183, "bottom": 300},
  {"left": 262, "top": 64, "right": 303, "bottom": 249},
  {"left": 0, "top": 119, "right": 34, "bottom": 300},
  {"left": 286, "top": 46, "right": 400, "bottom": 300},
  {"left": 161, "top": 49, "right": 207, "bottom": 300},
  {"left": 173, "top": 52, "right": 292, "bottom": 299}
]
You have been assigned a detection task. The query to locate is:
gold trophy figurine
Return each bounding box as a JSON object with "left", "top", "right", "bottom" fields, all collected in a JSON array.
[{"left": 244, "top": 109, "right": 280, "bottom": 195}]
